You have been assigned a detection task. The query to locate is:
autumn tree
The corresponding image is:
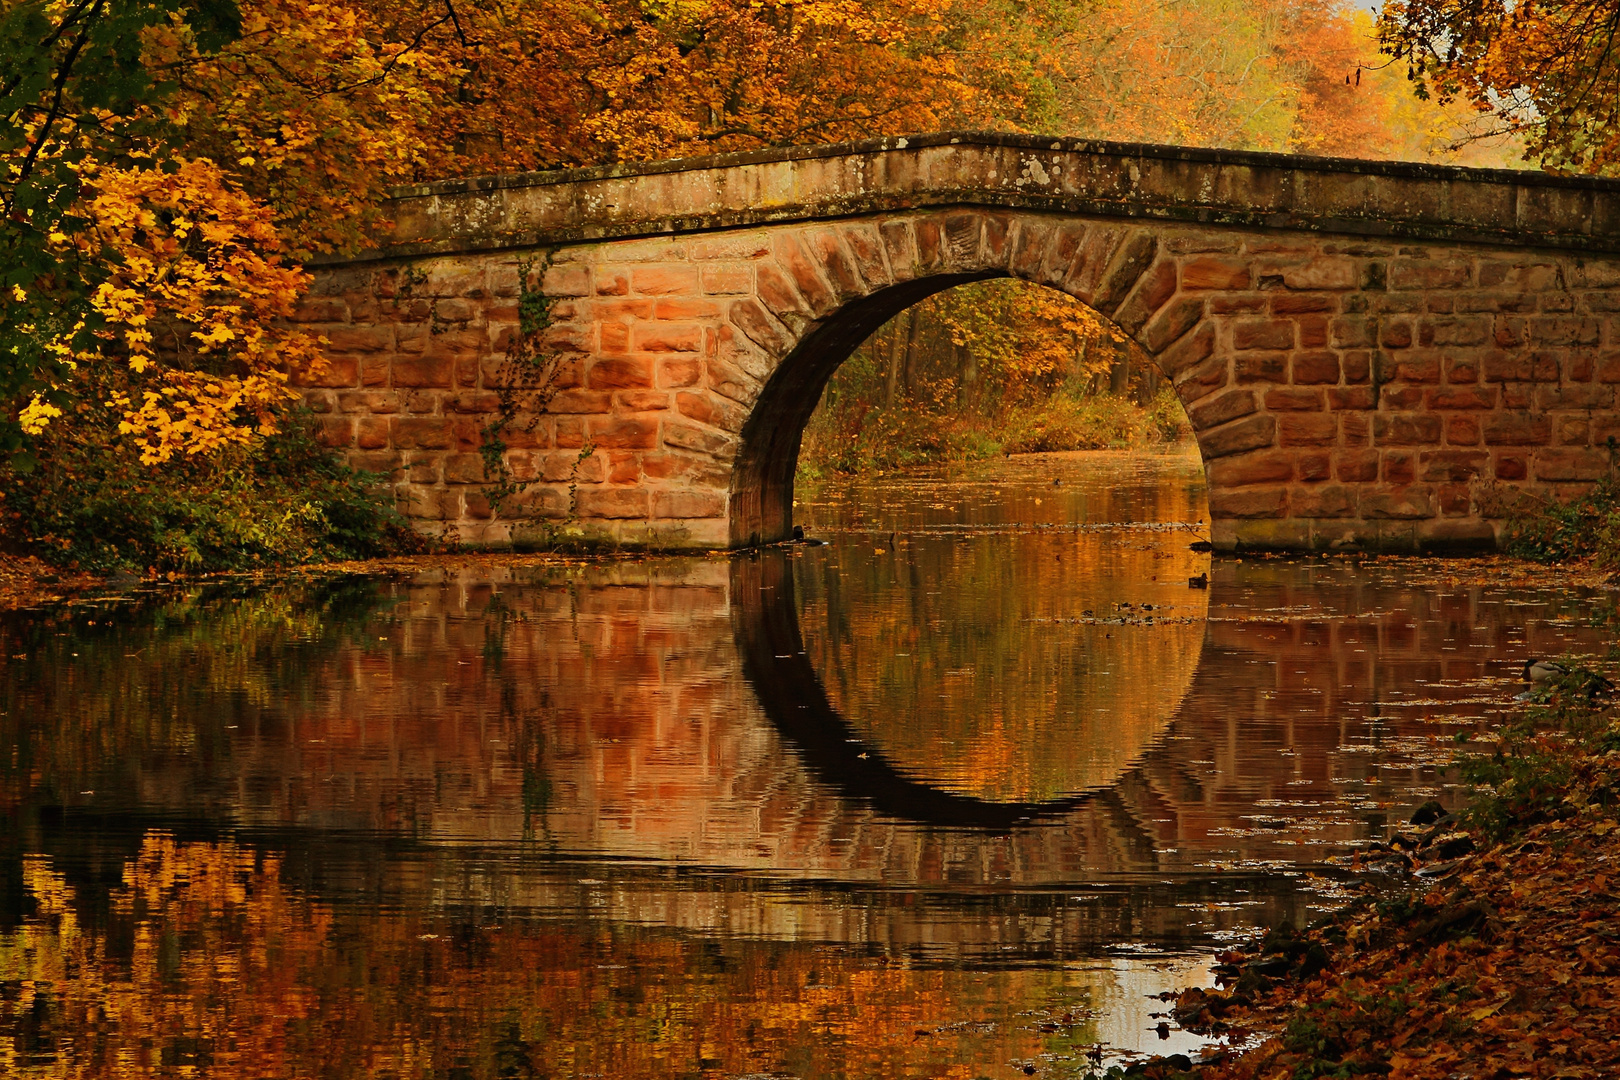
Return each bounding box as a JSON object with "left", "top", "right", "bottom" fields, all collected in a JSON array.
[
  {"left": 158, "top": 0, "right": 450, "bottom": 256},
  {"left": 1379, "top": 0, "right": 1620, "bottom": 172},
  {"left": 0, "top": 0, "right": 243, "bottom": 459},
  {"left": 0, "top": 0, "right": 367, "bottom": 470},
  {"left": 342, "top": 0, "right": 977, "bottom": 172}
]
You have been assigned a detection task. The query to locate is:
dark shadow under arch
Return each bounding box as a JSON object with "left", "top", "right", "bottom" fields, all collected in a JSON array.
[
  {"left": 731, "top": 272, "right": 996, "bottom": 546},
  {"left": 732, "top": 549, "right": 1097, "bottom": 831}
]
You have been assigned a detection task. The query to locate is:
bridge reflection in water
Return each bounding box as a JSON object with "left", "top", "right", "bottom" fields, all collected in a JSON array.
[
  {"left": 737, "top": 549, "right": 1196, "bottom": 829},
  {"left": 3, "top": 454, "right": 1611, "bottom": 1077}
]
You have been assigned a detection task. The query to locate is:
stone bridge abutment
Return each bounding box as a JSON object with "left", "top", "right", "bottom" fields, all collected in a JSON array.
[{"left": 300, "top": 133, "right": 1620, "bottom": 552}]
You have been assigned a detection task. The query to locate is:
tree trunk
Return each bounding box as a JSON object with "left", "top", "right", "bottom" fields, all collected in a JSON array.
[
  {"left": 884, "top": 316, "right": 905, "bottom": 406},
  {"left": 1139, "top": 363, "right": 1159, "bottom": 402},
  {"left": 901, "top": 307, "right": 921, "bottom": 399},
  {"left": 1108, "top": 354, "right": 1130, "bottom": 396},
  {"left": 958, "top": 340, "right": 977, "bottom": 409}
]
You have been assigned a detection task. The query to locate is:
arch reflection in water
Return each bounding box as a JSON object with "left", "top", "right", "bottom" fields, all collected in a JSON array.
[
  {"left": 735, "top": 533, "right": 1207, "bottom": 824},
  {"left": 0, "top": 561, "right": 1206, "bottom": 888},
  {"left": 737, "top": 550, "right": 1089, "bottom": 829}
]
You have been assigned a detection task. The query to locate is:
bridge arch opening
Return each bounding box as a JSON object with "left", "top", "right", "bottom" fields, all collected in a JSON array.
[{"left": 729, "top": 235, "right": 1206, "bottom": 547}]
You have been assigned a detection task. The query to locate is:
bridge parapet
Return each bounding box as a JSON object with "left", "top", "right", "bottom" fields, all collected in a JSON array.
[{"left": 364, "top": 133, "right": 1620, "bottom": 259}]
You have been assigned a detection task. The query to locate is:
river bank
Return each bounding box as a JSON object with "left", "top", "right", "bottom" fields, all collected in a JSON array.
[
  {"left": 0, "top": 548, "right": 677, "bottom": 611},
  {"left": 0, "top": 554, "right": 110, "bottom": 610},
  {"left": 8, "top": 543, "right": 1614, "bottom": 615},
  {"left": 795, "top": 388, "right": 1191, "bottom": 479},
  {"left": 1126, "top": 665, "right": 1620, "bottom": 1080}
]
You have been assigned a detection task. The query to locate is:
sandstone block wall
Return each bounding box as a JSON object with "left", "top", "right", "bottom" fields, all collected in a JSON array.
[{"left": 301, "top": 205, "right": 1620, "bottom": 552}]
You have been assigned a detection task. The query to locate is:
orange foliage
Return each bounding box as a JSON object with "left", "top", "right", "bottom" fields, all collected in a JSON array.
[
  {"left": 157, "top": 0, "right": 448, "bottom": 257},
  {"left": 344, "top": 0, "right": 975, "bottom": 170},
  {"left": 5, "top": 0, "right": 1526, "bottom": 460},
  {"left": 1285, "top": 1, "right": 1403, "bottom": 157},
  {"left": 1, "top": 833, "right": 1125, "bottom": 1079},
  {"left": 1, "top": 836, "right": 329, "bottom": 1078},
  {"left": 1380, "top": 0, "right": 1620, "bottom": 172},
  {"left": 72, "top": 159, "right": 325, "bottom": 463}
]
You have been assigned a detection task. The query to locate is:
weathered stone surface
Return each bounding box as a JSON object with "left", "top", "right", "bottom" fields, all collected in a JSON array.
[
  {"left": 302, "top": 137, "right": 1620, "bottom": 551},
  {"left": 1209, "top": 451, "right": 1295, "bottom": 487},
  {"left": 1202, "top": 415, "right": 1278, "bottom": 459},
  {"left": 1278, "top": 414, "right": 1338, "bottom": 447},
  {"left": 1362, "top": 489, "right": 1438, "bottom": 520},
  {"left": 1209, "top": 487, "right": 1289, "bottom": 518},
  {"left": 371, "top": 133, "right": 1620, "bottom": 259},
  {"left": 1292, "top": 484, "right": 1357, "bottom": 517},
  {"left": 1187, "top": 389, "right": 1257, "bottom": 431},
  {"left": 1182, "top": 257, "right": 1251, "bottom": 291}
]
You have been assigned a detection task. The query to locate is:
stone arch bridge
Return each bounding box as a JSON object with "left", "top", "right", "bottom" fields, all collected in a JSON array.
[{"left": 302, "top": 133, "right": 1620, "bottom": 551}]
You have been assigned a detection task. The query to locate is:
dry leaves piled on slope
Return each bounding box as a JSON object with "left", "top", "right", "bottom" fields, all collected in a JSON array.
[{"left": 1124, "top": 670, "right": 1620, "bottom": 1080}]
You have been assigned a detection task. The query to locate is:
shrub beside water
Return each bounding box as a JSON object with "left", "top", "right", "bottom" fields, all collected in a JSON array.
[
  {"left": 1, "top": 410, "right": 422, "bottom": 573},
  {"left": 1500, "top": 453, "right": 1620, "bottom": 567},
  {"left": 796, "top": 409, "right": 1003, "bottom": 478},
  {"left": 1459, "top": 661, "right": 1620, "bottom": 840},
  {"left": 999, "top": 388, "right": 1190, "bottom": 454}
]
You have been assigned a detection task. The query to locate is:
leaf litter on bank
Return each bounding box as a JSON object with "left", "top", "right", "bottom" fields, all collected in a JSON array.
[{"left": 1116, "top": 664, "right": 1620, "bottom": 1080}]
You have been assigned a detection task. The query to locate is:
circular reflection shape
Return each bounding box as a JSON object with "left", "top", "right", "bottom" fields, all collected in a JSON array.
[{"left": 735, "top": 525, "right": 1209, "bottom": 823}]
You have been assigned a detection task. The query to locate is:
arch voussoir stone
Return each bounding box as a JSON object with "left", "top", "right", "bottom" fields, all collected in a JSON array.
[
  {"left": 727, "top": 297, "right": 791, "bottom": 356},
  {"left": 1093, "top": 231, "right": 1161, "bottom": 316},
  {"left": 803, "top": 227, "right": 870, "bottom": 303},
  {"left": 1113, "top": 253, "right": 1180, "bottom": 337},
  {"left": 304, "top": 133, "right": 1620, "bottom": 552},
  {"left": 875, "top": 219, "right": 919, "bottom": 281},
  {"left": 1045, "top": 223, "right": 1095, "bottom": 291},
  {"left": 1142, "top": 293, "right": 1207, "bottom": 354},
  {"left": 1004, "top": 217, "right": 1051, "bottom": 281},
  {"left": 834, "top": 222, "right": 893, "bottom": 290},
  {"left": 769, "top": 234, "right": 840, "bottom": 317}
]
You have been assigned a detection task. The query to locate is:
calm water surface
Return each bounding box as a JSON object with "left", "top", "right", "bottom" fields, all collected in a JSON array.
[{"left": 2, "top": 447, "right": 1609, "bottom": 1079}]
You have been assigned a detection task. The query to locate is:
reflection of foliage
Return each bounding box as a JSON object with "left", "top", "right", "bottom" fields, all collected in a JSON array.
[
  {"left": 2, "top": 833, "right": 1125, "bottom": 1079},
  {"left": 482, "top": 592, "right": 514, "bottom": 666},
  {"left": 794, "top": 525, "right": 1208, "bottom": 803},
  {"left": 1, "top": 835, "right": 330, "bottom": 1078},
  {"left": 517, "top": 700, "right": 554, "bottom": 842},
  {"left": 0, "top": 579, "right": 392, "bottom": 808}
]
